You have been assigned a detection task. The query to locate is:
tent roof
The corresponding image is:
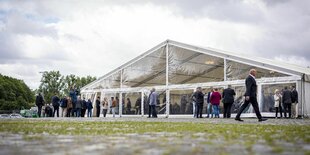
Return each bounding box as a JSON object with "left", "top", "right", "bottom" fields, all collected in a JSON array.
[{"left": 82, "top": 39, "right": 310, "bottom": 90}]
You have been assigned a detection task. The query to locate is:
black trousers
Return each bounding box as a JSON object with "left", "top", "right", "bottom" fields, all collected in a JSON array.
[
  {"left": 81, "top": 109, "right": 86, "bottom": 117},
  {"left": 236, "top": 97, "right": 262, "bottom": 120},
  {"left": 275, "top": 105, "right": 283, "bottom": 118},
  {"left": 196, "top": 103, "right": 203, "bottom": 118},
  {"left": 96, "top": 107, "right": 100, "bottom": 117},
  {"left": 283, "top": 103, "right": 291, "bottom": 118},
  {"left": 37, "top": 106, "right": 42, "bottom": 117},
  {"left": 102, "top": 109, "right": 107, "bottom": 117},
  {"left": 53, "top": 106, "right": 59, "bottom": 117},
  {"left": 149, "top": 105, "right": 157, "bottom": 117},
  {"left": 223, "top": 102, "right": 233, "bottom": 118}
]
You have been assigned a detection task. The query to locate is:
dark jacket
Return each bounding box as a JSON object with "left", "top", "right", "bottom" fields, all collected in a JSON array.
[
  {"left": 86, "top": 100, "right": 93, "bottom": 109},
  {"left": 291, "top": 89, "right": 298, "bottom": 103},
  {"left": 82, "top": 99, "right": 87, "bottom": 109},
  {"left": 207, "top": 91, "right": 212, "bottom": 103},
  {"left": 52, "top": 95, "right": 60, "bottom": 107},
  {"left": 76, "top": 99, "right": 82, "bottom": 109},
  {"left": 282, "top": 89, "right": 292, "bottom": 104},
  {"left": 222, "top": 88, "right": 236, "bottom": 103},
  {"left": 96, "top": 99, "right": 100, "bottom": 108},
  {"left": 245, "top": 75, "right": 257, "bottom": 97},
  {"left": 194, "top": 91, "right": 204, "bottom": 104},
  {"left": 35, "top": 95, "right": 44, "bottom": 107}
]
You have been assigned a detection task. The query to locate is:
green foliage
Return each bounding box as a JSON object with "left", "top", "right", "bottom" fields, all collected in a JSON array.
[
  {"left": 38, "top": 71, "right": 64, "bottom": 102},
  {"left": 0, "top": 74, "right": 34, "bottom": 110},
  {"left": 37, "top": 71, "right": 96, "bottom": 102}
]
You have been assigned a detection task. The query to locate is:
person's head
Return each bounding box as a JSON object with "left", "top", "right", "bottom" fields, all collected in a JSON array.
[
  {"left": 97, "top": 96, "right": 100, "bottom": 99},
  {"left": 127, "top": 98, "right": 130, "bottom": 101},
  {"left": 228, "top": 85, "right": 232, "bottom": 88},
  {"left": 291, "top": 85, "right": 295, "bottom": 90},
  {"left": 249, "top": 69, "right": 257, "bottom": 77},
  {"left": 111, "top": 97, "right": 114, "bottom": 100},
  {"left": 196, "top": 87, "right": 202, "bottom": 92},
  {"left": 284, "top": 86, "right": 288, "bottom": 90},
  {"left": 214, "top": 88, "right": 218, "bottom": 91},
  {"left": 275, "top": 89, "right": 279, "bottom": 94},
  {"left": 104, "top": 97, "right": 107, "bottom": 101},
  {"left": 151, "top": 88, "right": 156, "bottom": 92}
]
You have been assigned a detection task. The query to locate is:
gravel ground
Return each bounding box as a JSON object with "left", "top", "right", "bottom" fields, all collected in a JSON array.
[{"left": 0, "top": 117, "right": 309, "bottom": 155}]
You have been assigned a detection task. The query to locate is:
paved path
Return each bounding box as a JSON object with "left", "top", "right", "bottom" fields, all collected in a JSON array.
[{"left": 24, "top": 117, "right": 310, "bottom": 125}]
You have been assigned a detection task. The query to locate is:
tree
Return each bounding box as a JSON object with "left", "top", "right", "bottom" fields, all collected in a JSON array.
[
  {"left": 38, "top": 71, "right": 65, "bottom": 103},
  {"left": 0, "top": 74, "right": 34, "bottom": 110},
  {"left": 37, "top": 71, "right": 96, "bottom": 101}
]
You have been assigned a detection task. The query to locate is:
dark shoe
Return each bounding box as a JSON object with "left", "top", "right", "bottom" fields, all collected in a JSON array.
[
  {"left": 258, "top": 118, "right": 268, "bottom": 122},
  {"left": 235, "top": 118, "right": 244, "bottom": 122}
]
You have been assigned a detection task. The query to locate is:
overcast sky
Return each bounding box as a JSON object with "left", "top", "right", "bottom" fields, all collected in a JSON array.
[{"left": 0, "top": 0, "right": 310, "bottom": 89}]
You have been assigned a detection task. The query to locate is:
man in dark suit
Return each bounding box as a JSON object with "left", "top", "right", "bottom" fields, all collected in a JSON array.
[
  {"left": 193, "top": 87, "right": 204, "bottom": 118},
  {"left": 222, "top": 85, "right": 236, "bottom": 118},
  {"left": 282, "top": 86, "right": 292, "bottom": 118},
  {"left": 235, "top": 69, "right": 267, "bottom": 122},
  {"left": 291, "top": 86, "right": 298, "bottom": 118}
]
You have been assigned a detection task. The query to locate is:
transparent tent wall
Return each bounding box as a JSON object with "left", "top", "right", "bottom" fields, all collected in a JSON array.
[
  {"left": 261, "top": 83, "right": 296, "bottom": 113},
  {"left": 168, "top": 45, "right": 224, "bottom": 85},
  {"left": 226, "top": 60, "right": 289, "bottom": 81},
  {"left": 170, "top": 89, "right": 194, "bottom": 115},
  {"left": 122, "top": 92, "right": 142, "bottom": 115},
  {"left": 121, "top": 46, "right": 166, "bottom": 88},
  {"left": 98, "top": 92, "right": 120, "bottom": 116}
]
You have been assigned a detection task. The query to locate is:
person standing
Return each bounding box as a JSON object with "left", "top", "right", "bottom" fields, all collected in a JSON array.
[
  {"left": 135, "top": 97, "right": 141, "bottom": 115},
  {"left": 102, "top": 97, "right": 108, "bottom": 117},
  {"left": 35, "top": 93, "right": 44, "bottom": 117},
  {"left": 222, "top": 85, "right": 236, "bottom": 118},
  {"left": 193, "top": 87, "right": 204, "bottom": 118},
  {"left": 81, "top": 97, "right": 87, "bottom": 117},
  {"left": 235, "top": 69, "right": 267, "bottom": 122},
  {"left": 60, "top": 97, "right": 67, "bottom": 117},
  {"left": 95, "top": 96, "right": 101, "bottom": 117},
  {"left": 206, "top": 88, "right": 213, "bottom": 118},
  {"left": 126, "top": 98, "right": 132, "bottom": 114},
  {"left": 69, "top": 87, "right": 78, "bottom": 117},
  {"left": 210, "top": 88, "right": 221, "bottom": 118},
  {"left": 76, "top": 96, "right": 82, "bottom": 117},
  {"left": 274, "top": 89, "right": 283, "bottom": 118},
  {"left": 111, "top": 97, "right": 116, "bottom": 117},
  {"left": 148, "top": 88, "right": 158, "bottom": 118},
  {"left": 86, "top": 99, "right": 93, "bottom": 117},
  {"left": 291, "top": 86, "right": 298, "bottom": 118},
  {"left": 66, "top": 97, "right": 73, "bottom": 117},
  {"left": 51, "top": 93, "right": 60, "bottom": 117},
  {"left": 191, "top": 92, "right": 197, "bottom": 118},
  {"left": 282, "top": 86, "right": 292, "bottom": 118}
]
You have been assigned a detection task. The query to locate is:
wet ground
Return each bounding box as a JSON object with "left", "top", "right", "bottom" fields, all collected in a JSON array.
[{"left": 0, "top": 117, "right": 310, "bottom": 155}]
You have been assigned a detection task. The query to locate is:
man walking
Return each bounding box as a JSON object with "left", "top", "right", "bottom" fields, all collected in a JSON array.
[
  {"left": 291, "top": 86, "right": 298, "bottom": 118},
  {"left": 35, "top": 93, "right": 44, "bottom": 117},
  {"left": 222, "top": 85, "right": 236, "bottom": 118},
  {"left": 235, "top": 69, "right": 267, "bottom": 122},
  {"left": 282, "top": 86, "right": 292, "bottom": 118},
  {"left": 148, "top": 88, "right": 158, "bottom": 118}
]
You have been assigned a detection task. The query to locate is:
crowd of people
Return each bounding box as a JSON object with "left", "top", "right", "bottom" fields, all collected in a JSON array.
[{"left": 35, "top": 69, "right": 299, "bottom": 120}]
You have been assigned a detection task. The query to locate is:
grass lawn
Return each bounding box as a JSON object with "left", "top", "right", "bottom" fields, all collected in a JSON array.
[{"left": 0, "top": 119, "right": 310, "bottom": 154}]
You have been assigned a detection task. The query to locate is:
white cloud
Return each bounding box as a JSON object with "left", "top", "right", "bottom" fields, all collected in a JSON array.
[{"left": 0, "top": 0, "right": 309, "bottom": 90}]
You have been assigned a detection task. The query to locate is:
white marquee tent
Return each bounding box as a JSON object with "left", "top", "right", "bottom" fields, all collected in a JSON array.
[{"left": 81, "top": 40, "right": 310, "bottom": 118}]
